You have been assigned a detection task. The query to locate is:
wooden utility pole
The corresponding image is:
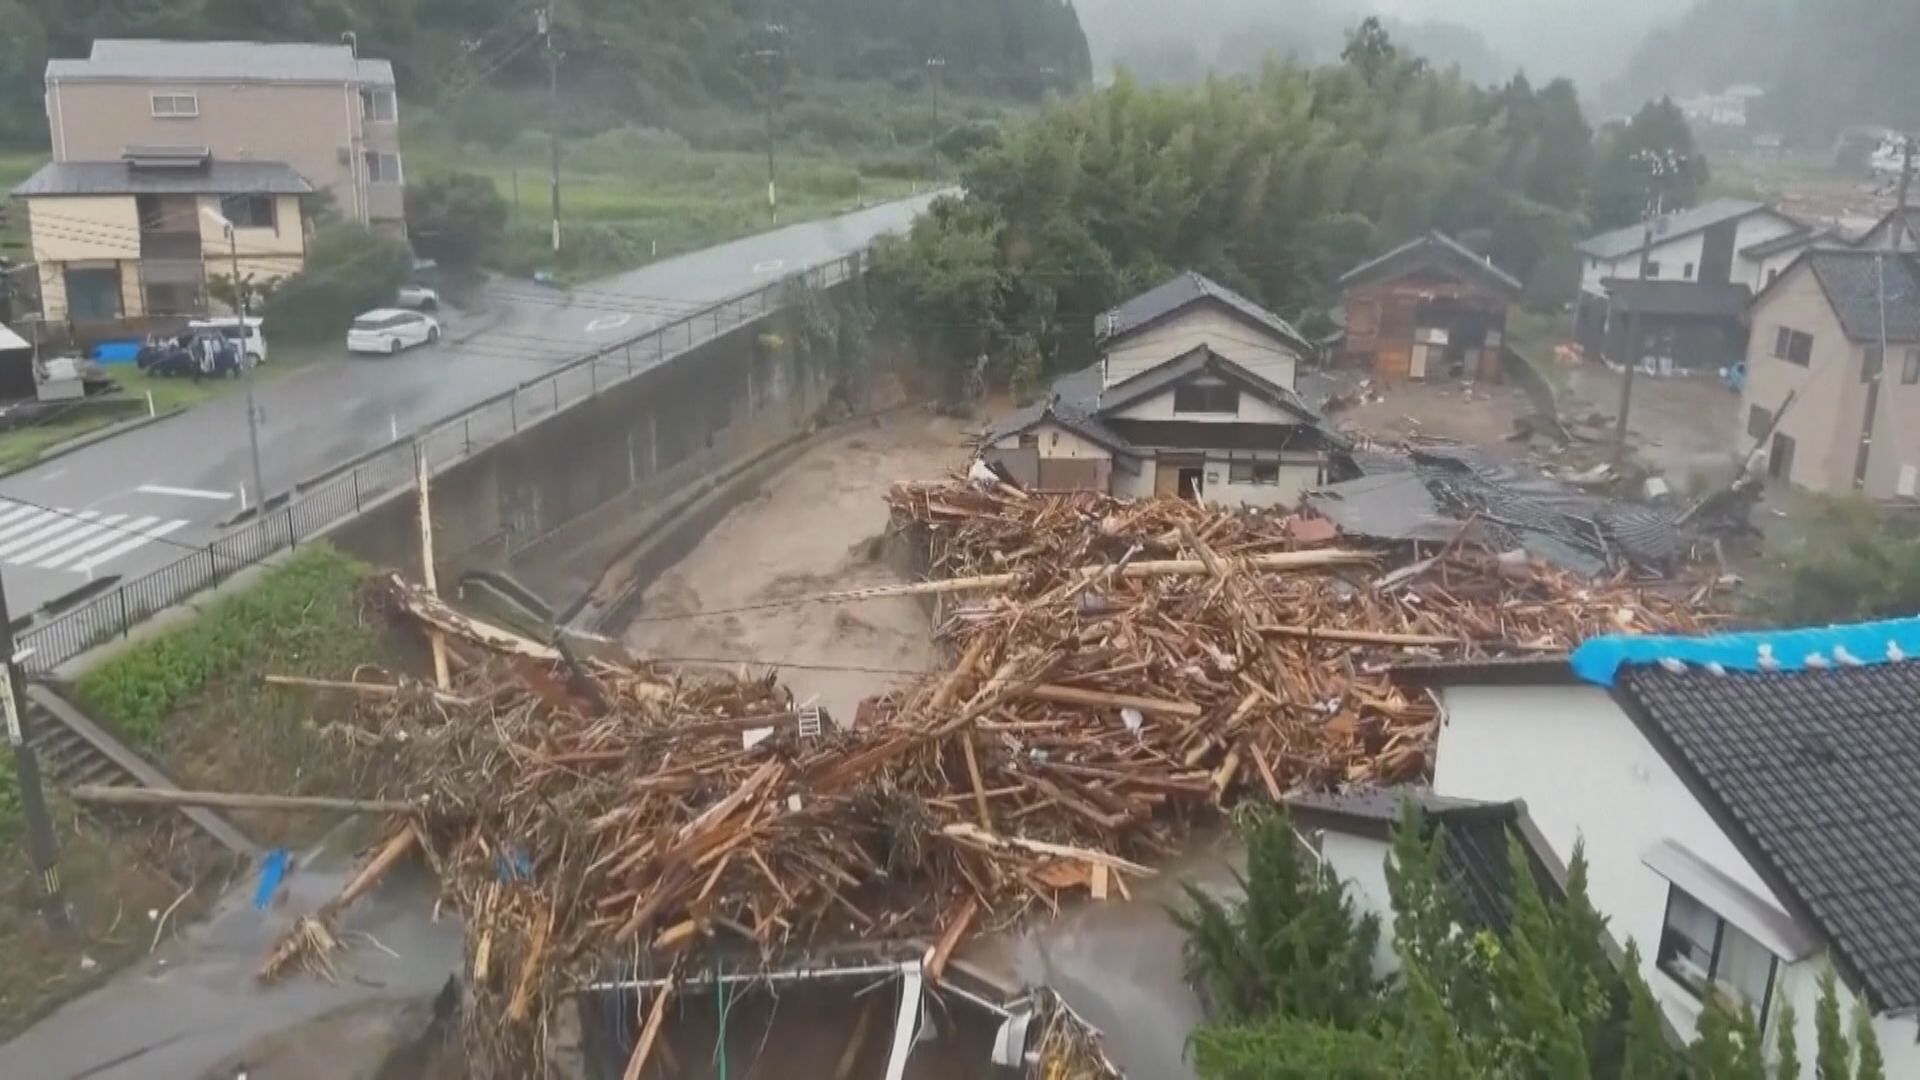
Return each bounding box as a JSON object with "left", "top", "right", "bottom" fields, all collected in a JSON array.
[
  {"left": 415, "top": 443, "right": 451, "bottom": 689},
  {"left": 1, "top": 573, "right": 66, "bottom": 929},
  {"left": 1614, "top": 149, "right": 1683, "bottom": 467},
  {"left": 542, "top": 2, "right": 562, "bottom": 254}
]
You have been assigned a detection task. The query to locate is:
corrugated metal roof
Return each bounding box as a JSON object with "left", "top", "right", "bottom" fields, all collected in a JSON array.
[
  {"left": 48, "top": 40, "right": 395, "bottom": 86},
  {"left": 12, "top": 159, "right": 313, "bottom": 197}
]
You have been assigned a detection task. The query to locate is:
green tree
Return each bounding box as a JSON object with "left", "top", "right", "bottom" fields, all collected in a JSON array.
[
  {"left": 1757, "top": 497, "right": 1920, "bottom": 625},
  {"left": 1853, "top": 1004, "right": 1884, "bottom": 1080},
  {"left": 404, "top": 171, "right": 508, "bottom": 271},
  {"left": 1816, "top": 970, "right": 1853, "bottom": 1080},
  {"left": 1619, "top": 944, "right": 1681, "bottom": 1080},
  {"left": 260, "top": 223, "right": 412, "bottom": 342},
  {"left": 1587, "top": 99, "right": 1709, "bottom": 232},
  {"left": 1775, "top": 1001, "right": 1802, "bottom": 1080}
]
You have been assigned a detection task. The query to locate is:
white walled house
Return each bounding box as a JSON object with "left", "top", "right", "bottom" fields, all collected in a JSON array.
[
  {"left": 1401, "top": 622, "right": 1920, "bottom": 1079},
  {"left": 1578, "top": 199, "right": 1807, "bottom": 297},
  {"left": 982, "top": 273, "right": 1341, "bottom": 507}
]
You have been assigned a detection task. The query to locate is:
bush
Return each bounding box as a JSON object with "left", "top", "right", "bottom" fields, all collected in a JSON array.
[
  {"left": 566, "top": 125, "right": 694, "bottom": 171},
  {"left": 1756, "top": 498, "right": 1920, "bottom": 625},
  {"left": 261, "top": 224, "right": 411, "bottom": 342},
  {"left": 406, "top": 171, "right": 510, "bottom": 269},
  {"left": 73, "top": 546, "right": 374, "bottom": 751}
]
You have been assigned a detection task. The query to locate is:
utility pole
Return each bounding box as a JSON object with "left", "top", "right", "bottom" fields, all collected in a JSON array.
[
  {"left": 229, "top": 225, "right": 266, "bottom": 510},
  {"left": 1895, "top": 135, "right": 1914, "bottom": 254},
  {"left": 1614, "top": 150, "right": 1682, "bottom": 467},
  {"left": 2, "top": 570, "right": 67, "bottom": 930},
  {"left": 743, "top": 26, "right": 785, "bottom": 224},
  {"left": 542, "top": 3, "right": 561, "bottom": 254},
  {"left": 926, "top": 56, "right": 946, "bottom": 177}
]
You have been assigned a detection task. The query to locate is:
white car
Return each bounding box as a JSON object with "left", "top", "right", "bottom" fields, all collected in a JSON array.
[
  {"left": 348, "top": 309, "right": 441, "bottom": 355},
  {"left": 188, "top": 316, "right": 268, "bottom": 364},
  {"left": 396, "top": 283, "right": 441, "bottom": 312}
]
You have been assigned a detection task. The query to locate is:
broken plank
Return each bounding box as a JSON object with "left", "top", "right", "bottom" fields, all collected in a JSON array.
[{"left": 1023, "top": 683, "right": 1202, "bottom": 718}]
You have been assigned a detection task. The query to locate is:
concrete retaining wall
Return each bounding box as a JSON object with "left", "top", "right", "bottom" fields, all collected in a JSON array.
[{"left": 326, "top": 294, "right": 842, "bottom": 595}]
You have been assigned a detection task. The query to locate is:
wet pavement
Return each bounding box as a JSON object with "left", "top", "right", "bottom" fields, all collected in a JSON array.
[
  {"left": 961, "top": 833, "right": 1244, "bottom": 1080},
  {"left": 2, "top": 844, "right": 462, "bottom": 1080}
]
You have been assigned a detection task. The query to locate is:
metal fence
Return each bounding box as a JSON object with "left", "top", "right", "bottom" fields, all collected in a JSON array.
[{"left": 19, "top": 252, "right": 861, "bottom": 675}]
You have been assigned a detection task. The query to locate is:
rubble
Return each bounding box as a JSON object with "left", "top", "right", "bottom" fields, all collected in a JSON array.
[{"left": 259, "top": 485, "right": 1722, "bottom": 1076}]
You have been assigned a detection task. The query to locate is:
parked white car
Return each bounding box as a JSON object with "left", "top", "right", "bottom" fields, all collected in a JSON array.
[
  {"left": 347, "top": 309, "right": 441, "bottom": 355},
  {"left": 188, "top": 316, "right": 268, "bottom": 365},
  {"left": 396, "top": 283, "right": 441, "bottom": 312}
]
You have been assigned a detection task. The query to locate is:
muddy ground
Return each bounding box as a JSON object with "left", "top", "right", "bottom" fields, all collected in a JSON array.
[{"left": 620, "top": 407, "right": 974, "bottom": 723}]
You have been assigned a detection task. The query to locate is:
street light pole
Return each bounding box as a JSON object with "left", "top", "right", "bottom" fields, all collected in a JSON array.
[
  {"left": 542, "top": 3, "right": 562, "bottom": 254},
  {"left": 2, "top": 569, "right": 67, "bottom": 930},
  {"left": 926, "top": 56, "right": 946, "bottom": 177},
  {"left": 221, "top": 220, "right": 266, "bottom": 510}
]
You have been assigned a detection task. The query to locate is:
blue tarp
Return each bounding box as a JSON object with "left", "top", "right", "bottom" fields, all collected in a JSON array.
[
  {"left": 1570, "top": 615, "right": 1920, "bottom": 687},
  {"left": 254, "top": 847, "right": 292, "bottom": 910},
  {"left": 90, "top": 340, "right": 142, "bottom": 364}
]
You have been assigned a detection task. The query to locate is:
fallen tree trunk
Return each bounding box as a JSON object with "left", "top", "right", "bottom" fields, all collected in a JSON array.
[{"left": 71, "top": 785, "right": 416, "bottom": 815}]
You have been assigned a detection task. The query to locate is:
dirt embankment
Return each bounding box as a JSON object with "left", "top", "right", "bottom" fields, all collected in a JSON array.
[{"left": 620, "top": 408, "right": 972, "bottom": 722}]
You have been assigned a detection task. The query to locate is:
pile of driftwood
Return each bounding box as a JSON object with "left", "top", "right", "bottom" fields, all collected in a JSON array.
[{"left": 260, "top": 483, "right": 1717, "bottom": 1076}]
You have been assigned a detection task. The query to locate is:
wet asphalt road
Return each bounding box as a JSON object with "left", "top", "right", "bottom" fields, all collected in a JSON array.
[{"left": 0, "top": 196, "right": 937, "bottom": 617}]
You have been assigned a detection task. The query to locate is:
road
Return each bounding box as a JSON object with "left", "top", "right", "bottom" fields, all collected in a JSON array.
[{"left": 0, "top": 196, "right": 936, "bottom": 616}]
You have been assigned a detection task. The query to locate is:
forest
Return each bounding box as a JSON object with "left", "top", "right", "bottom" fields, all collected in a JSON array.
[
  {"left": 0, "top": 0, "right": 1091, "bottom": 145},
  {"left": 870, "top": 22, "right": 1698, "bottom": 390},
  {"left": 1606, "top": 0, "right": 1920, "bottom": 144}
]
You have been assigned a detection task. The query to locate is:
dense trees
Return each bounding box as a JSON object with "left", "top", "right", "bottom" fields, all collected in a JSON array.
[
  {"left": 1183, "top": 807, "right": 1885, "bottom": 1079},
  {"left": 872, "top": 23, "right": 1615, "bottom": 385},
  {"left": 260, "top": 224, "right": 412, "bottom": 341},
  {"left": 405, "top": 172, "right": 508, "bottom": 271},
  {"left": 0, "top": 0, "right": 1090, "bottom": 145}
]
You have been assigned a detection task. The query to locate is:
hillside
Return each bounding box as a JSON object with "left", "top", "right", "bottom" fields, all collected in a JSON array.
[
  {"left": 0, "top": 0, "right": 1091, "bottom": 145},
  {"left": 1606, "top": 0, "right": 1920, "bottom": 143}
]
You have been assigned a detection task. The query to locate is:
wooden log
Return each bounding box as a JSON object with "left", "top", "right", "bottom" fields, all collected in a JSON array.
[
  {"left": 262, "top": 674, "right": 473, "bottom": 707},
  {"left": 1023, "top": 683, "right": 1202, "bottom": 718},
  {"left": 924, "top": 895, "right": 978, "bottom": 983},
  {"left": 791, "top": 548, "right": 1375, "bottom": 604},
  {"left": 326, "top": 827, "right": 421, "bottom": 918},
  {"left": 389, "top": 573, "right": 560, "bottom": 661},
  {"left": 506, "top": 902, "right": 552, "bottom": 1023},
  {"left": 71, "top": 784, "right": 415, "bottom": 815},
  {"left": 942, "top": 823, "right": 1156, "bottom": 876},
  {"left": 960, "top": 730, "right": 994, "bottom": 834},
  {"left": 621, "top": 972, "right": 676, "bottom": 1080},
  {"left": 1255, "top": 624, "right": 1459, "bottom": 647}
]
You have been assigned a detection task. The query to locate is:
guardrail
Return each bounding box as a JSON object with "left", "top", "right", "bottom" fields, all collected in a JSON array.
[{"left": 20, "top": 251, "right": 863, "bottom": 675}]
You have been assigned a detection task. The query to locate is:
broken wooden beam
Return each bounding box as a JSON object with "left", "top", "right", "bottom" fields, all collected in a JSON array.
[
  {"left": 1023, "top": 683, "right": 1202, "bottom": 718},
  {"left": 71, "top": 784, "right": 416, "bottom": 815}
]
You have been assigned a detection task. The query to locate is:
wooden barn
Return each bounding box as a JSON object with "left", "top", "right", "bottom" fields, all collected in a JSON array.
[{"left": 1337, "top": 232, "right": 1522, "bottom": 382}]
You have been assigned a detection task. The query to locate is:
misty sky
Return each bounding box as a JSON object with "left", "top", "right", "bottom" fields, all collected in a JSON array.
[{"left": 1081, "top": 0, "right": 1697, "bottom": 96}]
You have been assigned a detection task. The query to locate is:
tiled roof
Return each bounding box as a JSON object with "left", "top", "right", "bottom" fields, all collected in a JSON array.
[
  {"left": 1578, "top": 199, "right": 1776, "bottom": 260},
  {"left": 1287, "top": 788, "right": 1564, "bottom": 935},
  {"left": 1339, "top": 231, "right": 1523, "bottom": 294},
  {"left": 1099, "top": 271, "right": 1310, "bottom": 353},
  {"left": 12, "top": 159, "right": 312, "bottom": 197},
  {"left": 48, "top": 39, "right": 395, "bottom": 86},
  {"left": 1803, "top": 250, "right": 1920, "bottom": 344},
  {"left": 1615, "top": 659, "right": 1920, "bottom": 1010},
  {"left": 1739, "top": 226, "right": 1836, "bottom": 259}
]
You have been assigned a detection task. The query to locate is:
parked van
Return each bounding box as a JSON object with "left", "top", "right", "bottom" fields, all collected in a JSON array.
[{"left": 187, "top": 316, "right": 268, "bottom": 365}]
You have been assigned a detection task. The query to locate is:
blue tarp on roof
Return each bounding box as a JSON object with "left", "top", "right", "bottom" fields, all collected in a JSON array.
[{"left": 1570, "top": 615, "right": 1920, "bottom": 687}]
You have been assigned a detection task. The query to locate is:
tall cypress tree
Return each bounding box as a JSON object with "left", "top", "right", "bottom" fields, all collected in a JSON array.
[
  {"left": 1775, "top": 1001, "right": 1802, "bottom": 1080},
  {"left": 1618, "top": 944, "right": 1681, "bottom": 1080},
  {"left": 1815, "top": 970, "right": 1852, "bottom": 1080},
  {"left": 1853, "top": 1004, "right": 1885, "bottom": 1080}
]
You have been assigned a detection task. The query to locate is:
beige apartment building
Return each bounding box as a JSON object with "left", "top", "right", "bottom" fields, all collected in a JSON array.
[
  {"left": 1738, "top": 248, "right": 1920, "bottom": 500},
  {"left": 45, "top": 39, "right": 403, "bottom": 228}
]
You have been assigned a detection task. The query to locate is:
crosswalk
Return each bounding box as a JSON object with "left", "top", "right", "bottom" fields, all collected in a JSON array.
[{"left": 0, "top": 502, "right": 189, "bottom": 575}]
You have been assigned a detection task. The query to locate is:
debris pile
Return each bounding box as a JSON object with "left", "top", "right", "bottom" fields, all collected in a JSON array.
[{"left": 272, "top": 484, "right": 1720, "bottom": 1075}]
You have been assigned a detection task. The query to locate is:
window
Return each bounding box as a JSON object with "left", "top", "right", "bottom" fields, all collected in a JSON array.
[
  {"left": 1229, "top": 461, "right": 1281, "bottom": 485},
  {"left": 1683, "top": 262, "right": 1696, "bottom": 279},
  {"left": 1746, "top": 405, "right": 1772, "bottom": 439},
  {"left": 1172, "top": 383, "right": 1239, "bottom": 415},
  {"left": 1773, "top": 327, "right": 1813, "bottom": 367},
  {"left": 360, "top": 87, "right": 397, "bottom": 122},
  {"left": 1017, "top": 433, "right": 1039, "bottom": 449},
  {"left": 143, "top": 281, "right": 200, "bottom": 316},
  {"left": 363, "top": 151, "right": 403, "bottom": 184},
  {"left": 1657, "top": 887, "right": 1780, "bottom": 1015},
  {"left": 1645, "top": 261, "right": 1662, "bottom": 278},
  {"left": 218, "top": 194, "right": 276, "bottom": 230},
  {"left": 150, "top": 92, "right": 198, "bottom": 117},
  {"left": 63, "top": 266, "right": 123, "bottom": 320},
  {"left": 1863, "top": 346, "right": 1884, "bottom": 383},
  {"left": 1905, "top": 348, "right": 1920, "bottom": 385}
]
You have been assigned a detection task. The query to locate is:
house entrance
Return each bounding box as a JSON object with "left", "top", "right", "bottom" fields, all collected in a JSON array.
[{"left": 1177, "top": 466, "right": 1204, "bottom": 500}]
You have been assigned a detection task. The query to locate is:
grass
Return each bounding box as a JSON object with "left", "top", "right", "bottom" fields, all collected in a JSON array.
[{"left": 408, "top": 121, "right": 928, "bottom": 284}]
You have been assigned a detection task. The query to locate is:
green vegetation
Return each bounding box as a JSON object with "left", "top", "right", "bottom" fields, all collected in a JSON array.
[
  {"left": 1183, "top": 807, "right": 1883, "bottom": 1079},
  {"left": 1754, "top": 498, "right": 1920, "bottom": 626},
  {"left": 259, "top": 224, "right": 413, "bottom": 342},
  {"left": 872, "top": 21, "right": 1698, "bottom": 387},
  {"left": 405, "top": 171, "right": 508, "bottom": 271},
  {"left": 74, "top": 545, "right": 377, "bottom": 752}
]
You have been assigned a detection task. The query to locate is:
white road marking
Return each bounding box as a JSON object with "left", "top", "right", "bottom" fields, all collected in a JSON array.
[
  {"left": 71, "top": 519, "right": 189, "bottom": 575},
  {"left": 38, "top": 515, "right": 156, "bottom": 570},
  {"left": 0, "top": 503, "right": 39, "bottom": 528},
  {"left": 585, "top": 313, "right": 633, "bottom": 333},
  {"left": 751, "top": 259, "right": 786, "bottom": 274},
  {"left": 12, "top": 513, "right": 126, "bottom": 566},
  {"left": 136, "top": 484, "right": 236, "bottom": 502},
  {"left": 0, "top": 509, "right": 55, "bottom": 544},
  {"left": 0, "top": 511, "right": 100, "bottom": 559}
]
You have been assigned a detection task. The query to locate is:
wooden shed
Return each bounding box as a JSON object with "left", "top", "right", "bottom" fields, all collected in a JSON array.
[{"left": 1338, "top": 232, "right": 1522, "bottom": 382}]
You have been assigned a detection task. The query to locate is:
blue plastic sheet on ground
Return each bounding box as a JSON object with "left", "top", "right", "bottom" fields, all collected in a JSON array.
[
  {"left": 254, "top": 847, "right": 292, "bottom": 910},
  {"left": 1570, "top": 615, "right": 1920, "bottom": 687},
  {"left": 495, "top": 845, "right": 534, "bottom": 882}
]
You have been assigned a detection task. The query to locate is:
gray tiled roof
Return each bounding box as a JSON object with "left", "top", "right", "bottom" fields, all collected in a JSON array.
[
  {"left": 1100, "top": 271, "right": 1310, "bottom": 352},
  {"left": 12, "top": 160, "right": 313, "bottom": 197},
  {"left": 1617, "top": 661, "right": 1920, "bottom": 1010},
  {"left": 1339, "top": 231, "right": 1523, "bottom": 293},
  {"left": 1578, "top": 199, "right": 1774, "bottom": 260},
  {"left": 1803, "top": 250, "right": 1920, "bottom": 344},
  {"left": 48, "top": 40, "right": 395, "bottom": 86}
]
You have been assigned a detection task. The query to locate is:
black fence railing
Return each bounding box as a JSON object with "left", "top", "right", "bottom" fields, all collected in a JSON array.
[{"left": 18, "top": 253, "right": 861, "bottom": 675}]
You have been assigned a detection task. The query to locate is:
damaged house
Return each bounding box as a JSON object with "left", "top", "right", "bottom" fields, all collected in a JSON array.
[
  {"left": 983, "top": 272, "right": 1342, "bottom": 506},
  {"left": 1335, "top": 231, "right": 1522, "bottom": 383}
]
